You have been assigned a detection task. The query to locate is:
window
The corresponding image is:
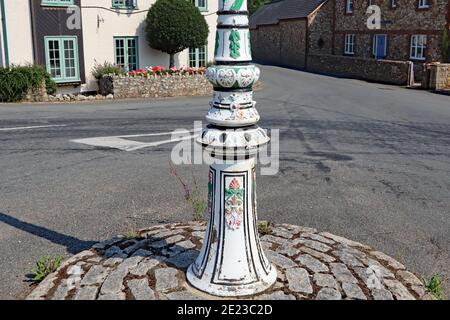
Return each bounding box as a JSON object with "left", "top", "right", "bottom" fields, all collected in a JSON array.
[
  {"left": 373, "top": 34, "right": 387, "bottom": 59},
  {"left": 114, "top": 37, "right": 139, "bottom": 71},
  {"left": 345, "top": 0, "right": 353, "bottom": 13},
  {"left": 112, "top": 0, "right": 137, "bottom": 9},
  {"left": 189, "top": 46, "right": 207, "bottom": 68},
  {"left": 344, "top": 34, "right": 355, "bottom": 55},
  {"left": 410, "top": 35, "right": 427, "bottom": 60},
  {"left": 390, "top": 0, "right": 397, "bottom": 8},
  {"left": 418, "top": 0, "right": 430, "bottom": 8},
  {"left": 44, "top": 36, "right": 80, "bottom": 83},
  {"left": 192, "top": 0, "right": 208, "bottom": 11},
  {"left": 41, "top": 0, "right": 74, "bottom": 6}
]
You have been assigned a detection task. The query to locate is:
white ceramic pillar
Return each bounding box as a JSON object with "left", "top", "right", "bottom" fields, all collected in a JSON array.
[{"left": 186, "top": 0, "right": 277, "bottom": 296}]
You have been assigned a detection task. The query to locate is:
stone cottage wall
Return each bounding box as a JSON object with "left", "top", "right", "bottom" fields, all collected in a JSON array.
[
  {"left": 308, "top": 53, "right": 411, "bottom": 85},
  {"left": 333, "top": 0, "right": 447, "bottom": 80},
  {"left": 105, "top": 74, "right": 212, "bottom": 99},
  {"left": 251, "top": 19, "right": 307, "bottom": 69},
  {"left": 251, "top": 24, "right": 282, "bottom": 65},
  {"left": 334, "top": 0, "right": 448, "bottom": 33},
  {"left": 279, "top": 19, "right": 308, "bottom": 69},
  {"left": 308, "top": 0, "right": 334, "bottom": 55}
]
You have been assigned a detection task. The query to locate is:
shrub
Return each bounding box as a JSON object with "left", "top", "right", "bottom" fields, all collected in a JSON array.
[
  {"left": 44, "top": 72, "right": 57, "bottom": 95},
  {"left": 0, "top": 68, "right": 29, "bottom": 102},
  {"left": 145, "top": 0, "right": 209, "bottom": 68},
  {"left": 92, "top": 61, "right": 125, "bottom": 80},
  {"left": 0, "top": 65, "right": 56, "bottom": 102}
]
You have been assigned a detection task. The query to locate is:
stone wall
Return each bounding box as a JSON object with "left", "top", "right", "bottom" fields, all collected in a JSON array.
[
  {"left": 103, "top": 73, "right": 212, "bottom": 99},
  {"left": 422, "top": 62, "right": 450, "bottom": 90},
  {"left": 251, "top": 19, "right": 307, "bottom": 69},
  {"left": 308, "top": 0, "right": 334, "bottom": 55},
  {"left": 307, "top": 53, "right": 411, "bottom": 85},
  {"left": 24, "top": 81, "right": 48, "bottom": 102}
]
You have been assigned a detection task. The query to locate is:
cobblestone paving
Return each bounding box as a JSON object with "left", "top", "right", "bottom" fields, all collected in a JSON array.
[{"left": 26, "top": 223, "right": 432, "bottom": 300}]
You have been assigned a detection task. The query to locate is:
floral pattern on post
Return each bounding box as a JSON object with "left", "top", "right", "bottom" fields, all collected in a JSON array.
[{"left": 224, "top": 177, "right": 244, "bottom": 230}]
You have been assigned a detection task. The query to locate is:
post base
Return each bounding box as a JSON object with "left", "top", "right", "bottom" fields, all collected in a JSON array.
[
  {"left": 186, "top": 158, "right": 277, "bottom": 297},
  {"left": 186, "top": 263, "right": 277, "bottom": 297}
]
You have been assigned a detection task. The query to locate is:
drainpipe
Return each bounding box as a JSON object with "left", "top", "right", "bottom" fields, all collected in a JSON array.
[
  {"left": 0, "top": 0, "right": 9, "bottom": 67},
  {"left": 29, "top": 0, "right": 36, "bottom": 64}
]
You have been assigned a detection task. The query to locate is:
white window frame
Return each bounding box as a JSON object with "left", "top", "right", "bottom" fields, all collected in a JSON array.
[
  {"left": 344, "top": 34, "right": 355, "bottom": 55},
  {"left": 41, "top": 0, "right": 73, "bottom": 6},
  {"left": 44, "top": 36, "right": 80, "bottom": 83},
  {"left": 391, "top": 0, "right": 397, "bottom": 8},
  {"left": 373, "top": 34, "right": 387, "bottom": 59},
  {"left": 112, "top": 0, "right": 137, "bottom": 9},
  {"left": 410, "top": 35, "right": 427, "bottom": 60},
  {"left": 346, "top": 0, "right": 353, "bottom": 13},
  {"left": 192, "top": 0, "right": 207, "bottom": 11},
  {"left": 418, "top": 0, "right": 430, "bottom": 9},
  {"left": 114, "top": 36, "right": 139, "bottom": 71},
  {"left": 189, "top": 46, "right": 207, "bottom": 68}
]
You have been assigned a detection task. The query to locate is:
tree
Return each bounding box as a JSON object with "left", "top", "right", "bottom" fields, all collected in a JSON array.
[
  {"left": 145, "top": 0, "right": 209, "bottom": 68},
  {"left": 249, "top": 0, "right": 270, "bottom": 16}
]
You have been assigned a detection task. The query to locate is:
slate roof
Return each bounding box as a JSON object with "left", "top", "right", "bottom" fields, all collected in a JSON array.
[{"left": 249, "top": 0, "right": 327, "bottom": 29}]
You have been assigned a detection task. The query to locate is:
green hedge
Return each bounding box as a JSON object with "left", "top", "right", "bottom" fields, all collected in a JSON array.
[{"left": 0, "top": 65, "right": 57, "bottom": 102}]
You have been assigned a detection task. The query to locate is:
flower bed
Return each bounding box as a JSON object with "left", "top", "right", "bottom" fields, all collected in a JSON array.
[{"left": 128, "top": 66, "right": 207, "bottom": 77}]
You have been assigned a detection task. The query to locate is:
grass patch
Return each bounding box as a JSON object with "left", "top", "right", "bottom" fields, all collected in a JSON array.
[
  {"left": 258, "top": 221, "right": 272, "bottom": 235},
  {"left": 31, "top": 255, "right": 63, "bottom": 283},
  {"left": 170, "top": 162, "right": 207, "bottom": 222},
  {"left": 424, "top": 274, "right": 446, "bottom": 300},
  {"left": 124, "top": 230, "right": 140, "bottom": 240}
]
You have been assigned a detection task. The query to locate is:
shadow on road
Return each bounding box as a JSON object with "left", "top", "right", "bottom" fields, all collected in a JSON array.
[{"left": 0, "top": 212, "right": 96, "bottom": 254}]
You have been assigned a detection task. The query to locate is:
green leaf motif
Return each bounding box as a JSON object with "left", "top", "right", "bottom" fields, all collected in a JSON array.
[
  {"left": 225, "top": 188, "right": 244, "bottom": 201},
  {"left": 230, "top": 0, "right": 244, "bottom": 11},
  {"left": 229, "top": 30, "right": 241, "bottom": 59},
  {"left": 214, "top": 31, "right": 220, "bottom": 56}
]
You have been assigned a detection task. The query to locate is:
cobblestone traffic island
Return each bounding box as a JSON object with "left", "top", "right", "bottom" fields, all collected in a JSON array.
[{"left": 27, "top": 223, "right": 431, "bottom": 300}]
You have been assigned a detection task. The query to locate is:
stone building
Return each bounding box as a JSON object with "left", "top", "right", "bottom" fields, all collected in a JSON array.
[{"left": 250, "top": 0, "right": 450, "bottom": 83}]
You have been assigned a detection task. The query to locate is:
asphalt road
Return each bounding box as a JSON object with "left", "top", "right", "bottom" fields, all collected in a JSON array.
[{"left": 0, "top": 66, "right": 449, "bottom": 299}]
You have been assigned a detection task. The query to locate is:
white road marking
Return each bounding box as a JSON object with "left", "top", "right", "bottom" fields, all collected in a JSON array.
[
  {"left": 71, "top": 129, "right": 201, "bottom": 151},
  {"left": 117, "top": 130, "right": 195, "bottom": 139},
  {"left": 0, "top": 124, "right": 67, "bottom": 132}
]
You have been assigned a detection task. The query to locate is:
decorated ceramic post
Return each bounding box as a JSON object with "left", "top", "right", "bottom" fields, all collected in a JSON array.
[{"left": 186, "top": 0, "right": 277, "bottom": 296}]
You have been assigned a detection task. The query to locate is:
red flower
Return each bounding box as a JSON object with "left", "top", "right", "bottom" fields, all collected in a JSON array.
[{"left": 152, "top": 66, "right": 166, "bottom": 73}]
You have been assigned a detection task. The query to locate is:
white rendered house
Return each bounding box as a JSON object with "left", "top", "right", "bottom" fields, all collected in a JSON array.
[{"left": 0, "top": 0, "right": 217, "bottom": 93}]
